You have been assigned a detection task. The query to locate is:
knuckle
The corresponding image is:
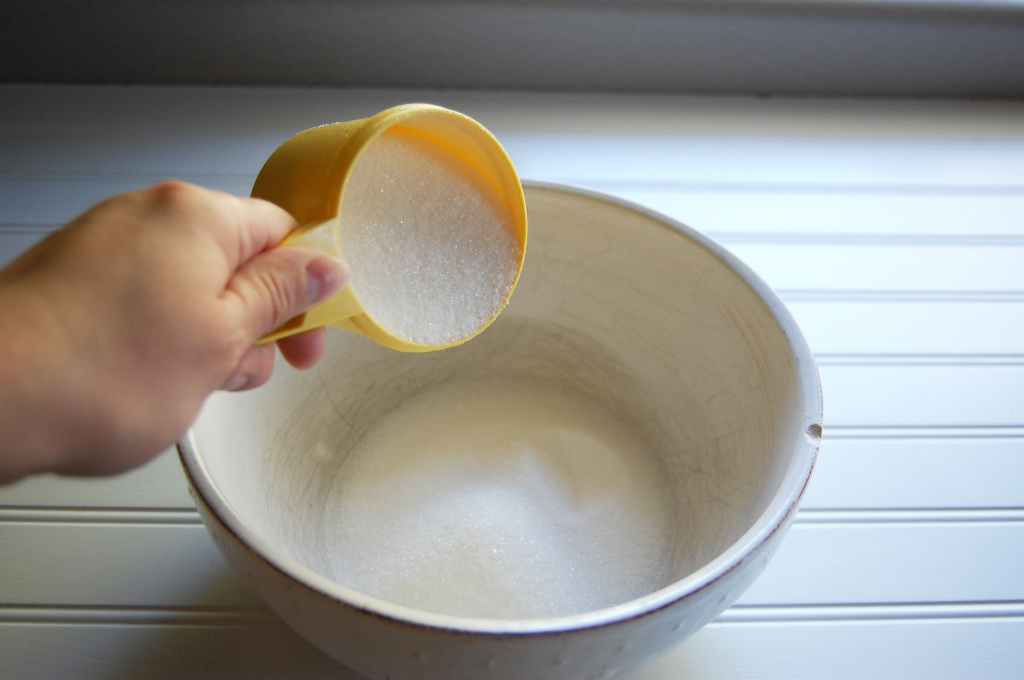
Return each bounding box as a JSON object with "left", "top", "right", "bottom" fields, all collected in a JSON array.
[
  {"left": 261, "top": 268, "right": 303, "bottom": 328},
  {"left": 148, "top": 180, "right": 193, "bottom": 207}
]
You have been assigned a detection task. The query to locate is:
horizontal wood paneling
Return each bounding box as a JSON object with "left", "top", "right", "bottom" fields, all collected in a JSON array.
[
  {"left": 0, "top": 177, "right": 253, "bottom": 227},
  {"left": 819, "top": 363, "right": 1024, "bottom": 428},
  {"left": 2, "top": 519, "right": 1021, "bottom": 611},
  {"left": 739, "top": 520, "right": 1024, "bottom": 606},
  {"left": 602, "top": 188, "right": 1024, "bottom": 237},
  {"left": 785, "top": 300, "right": 1024, "bottom": 357},
  {"left": 639, "top": 616, "right": 1024, "bottom": 680},
  {"left": 2, "top": 86, "right": 1022, "bottom": 679},
  {"left": 729, "top": 242, "right": 1024, "bottom": 293},
  {"left": 0, "top": 621, "right": 352, "bottom": 680},
  {"left": 3, "top": 134, "right": 1023, "bottom": 189},
  {"left": 501, "top": 136, "right": 1024, "bottom": 188},
  {"left": 803, "top": 435, "right": 1024, "bottom": 510},
  {"left": 0, "top": 130, "right": 276, "bottom": 176},
  {"left": 0, "top": 523, "right": 259, "bottom": 609},
  {"left": 1, "top": 616, "right": 1021, "bottom": 680},
  {"left": 0, "top": 448, "right": 192, "bottom": 509}
]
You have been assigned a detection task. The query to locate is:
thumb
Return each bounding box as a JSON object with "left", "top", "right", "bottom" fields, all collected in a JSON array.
[{"left": 227, "top": 247, "right": 349, "bottom": 339}]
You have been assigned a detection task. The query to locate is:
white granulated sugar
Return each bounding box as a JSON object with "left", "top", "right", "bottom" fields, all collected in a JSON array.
[
  {"left": 317, "top": 376, "right": 676, "bottom": 619},
  {"left": 339, "top": 128, "right": 521, "bottom": 346}
]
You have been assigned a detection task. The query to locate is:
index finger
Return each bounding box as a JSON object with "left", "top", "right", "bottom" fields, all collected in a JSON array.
[{"left": 202, "top": 188, "right": 299, "bottom": 270}]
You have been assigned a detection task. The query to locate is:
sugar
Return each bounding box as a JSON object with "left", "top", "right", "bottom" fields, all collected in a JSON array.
[
  {"left": 316, "top": 376, "right": 676, "bottom": 619},
  {"left": 339, "top": 128, "right": 521, "bottom": 346}
]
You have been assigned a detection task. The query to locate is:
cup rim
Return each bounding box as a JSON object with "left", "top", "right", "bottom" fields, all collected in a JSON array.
[{"left": 179, "top": 181, "right": 822, "bottom": 636}]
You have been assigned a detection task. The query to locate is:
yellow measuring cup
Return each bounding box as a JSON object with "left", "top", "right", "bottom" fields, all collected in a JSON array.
[{"left": 252, "top": 104, "right": 527, "bottom": 352}]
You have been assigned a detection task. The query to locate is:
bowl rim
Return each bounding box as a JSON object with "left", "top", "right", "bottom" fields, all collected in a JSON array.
[{"left": 178, "top": 180, "right": 822, "bottom": 636}]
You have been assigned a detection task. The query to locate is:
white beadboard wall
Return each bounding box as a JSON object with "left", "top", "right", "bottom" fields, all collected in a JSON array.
[{"left": 1, "top": 85, "right": 1022, "bottom": 679}]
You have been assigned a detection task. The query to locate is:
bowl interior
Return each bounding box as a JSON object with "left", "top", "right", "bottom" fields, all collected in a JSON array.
[{"left": 188, "top": 183, "right": 819, "bottom": 625}]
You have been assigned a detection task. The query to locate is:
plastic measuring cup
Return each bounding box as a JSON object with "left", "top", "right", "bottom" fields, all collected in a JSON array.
[{"left": 252, "top": 104, "right": 527, "bottom": 352}]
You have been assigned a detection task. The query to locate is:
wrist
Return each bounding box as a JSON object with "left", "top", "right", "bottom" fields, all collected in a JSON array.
[{"left": 0, "top": 279, "right": 76, "bottom": 482}]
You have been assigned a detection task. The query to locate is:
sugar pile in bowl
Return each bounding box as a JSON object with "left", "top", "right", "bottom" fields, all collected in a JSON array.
[
  {"left": 318, "top": 375, "right": 677, "bottom": 619},
  {"left": 339, "top": 127, "right": 522, "bottom": 346}
]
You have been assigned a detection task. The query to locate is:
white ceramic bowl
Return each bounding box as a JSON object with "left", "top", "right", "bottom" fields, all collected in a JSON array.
[{"left": 179, "top": 182, "right": 822, "bottom": 680}]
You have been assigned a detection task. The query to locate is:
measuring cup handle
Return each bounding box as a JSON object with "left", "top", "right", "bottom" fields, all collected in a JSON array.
[
  {"left": 280, "top": 217, "right": 341, "bottom": 254},
  {"left": 258, "top": 218, "right": 362, "bottom": 343}
]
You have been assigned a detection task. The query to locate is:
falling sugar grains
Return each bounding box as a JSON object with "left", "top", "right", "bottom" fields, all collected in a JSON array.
[{"left": 339, "top": 128, "right": 522, "bottom": 346}]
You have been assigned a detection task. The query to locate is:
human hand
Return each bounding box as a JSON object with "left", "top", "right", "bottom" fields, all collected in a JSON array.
[{"left": 0, "top": 181, "right": 348, "bottom": 483}]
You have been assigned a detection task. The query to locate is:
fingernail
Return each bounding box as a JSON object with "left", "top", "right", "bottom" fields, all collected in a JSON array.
[
  {"left": 306, "top": 256, "right": 349, "bottom": 307},
  {"left": 222, "top": 372, "right": 249, "bottom": 392}
]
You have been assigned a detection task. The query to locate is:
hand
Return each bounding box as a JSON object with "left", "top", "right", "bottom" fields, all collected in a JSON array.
[{"left": 0, "top": 181, "right": 348, "bottom": 483}]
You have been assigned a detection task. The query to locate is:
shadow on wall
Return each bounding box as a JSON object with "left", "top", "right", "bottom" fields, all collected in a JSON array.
[{"left": 1, "top": 0, "right": 1023, "bottom": 98}]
